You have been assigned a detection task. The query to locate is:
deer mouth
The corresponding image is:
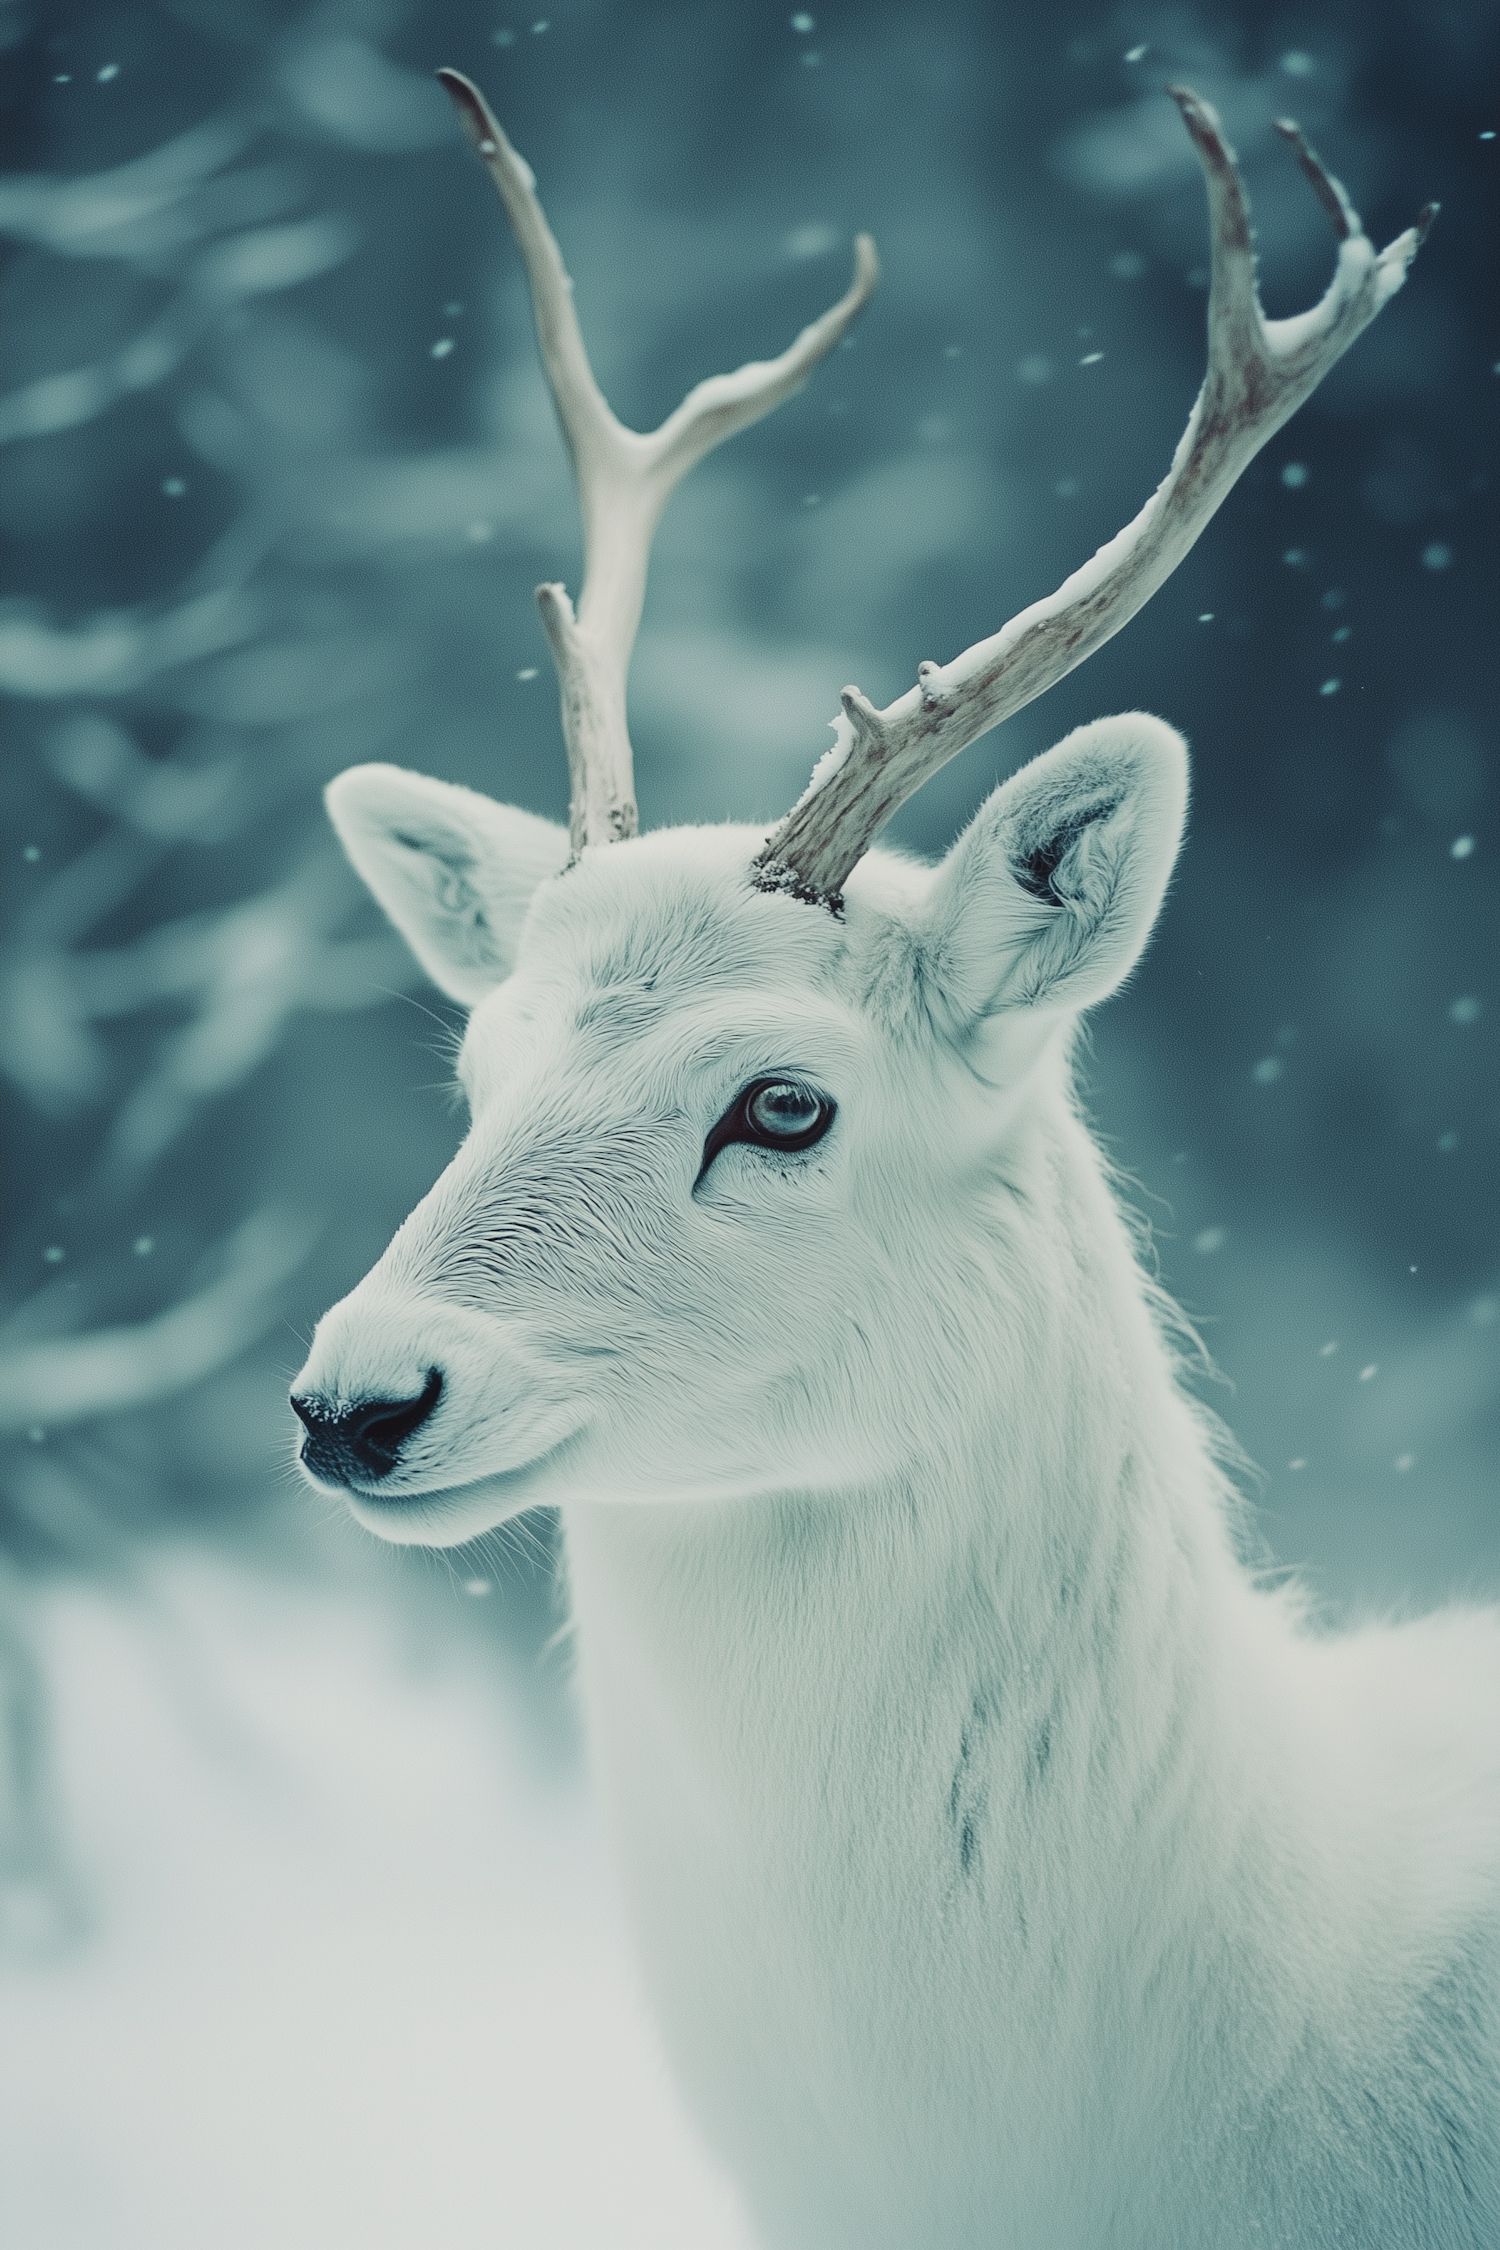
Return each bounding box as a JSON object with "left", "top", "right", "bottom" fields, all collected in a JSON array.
[{"left": 337, "top": 1427, "right": 588, "bottom": 1544}]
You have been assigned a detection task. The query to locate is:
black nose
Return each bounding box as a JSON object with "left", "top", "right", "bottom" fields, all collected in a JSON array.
[{"left": 290, "top": 1367, "right": 443, "bottom": 1486}]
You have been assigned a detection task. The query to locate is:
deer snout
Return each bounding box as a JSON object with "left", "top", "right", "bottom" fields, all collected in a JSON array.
[
  {"left": 291, "top": 1280, "right": 594, "bottom": 1535},
  {"left": 291, "top": 1366, "right": 442, "bottom": 1486}
]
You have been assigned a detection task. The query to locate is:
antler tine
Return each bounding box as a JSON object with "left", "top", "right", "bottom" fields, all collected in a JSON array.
[
  {"left": 437, "top": 69, "right": 879, "bottom": 856},
  {"left": 757, "top": 85, "right": 1436, "bottom": 909}
]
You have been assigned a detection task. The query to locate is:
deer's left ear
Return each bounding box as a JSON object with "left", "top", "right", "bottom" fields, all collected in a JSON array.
[
  {"left": 326, "top": 765, "right": 568, "bottom": 1005},
  {"left": 921, "top": 714, "right": 1188, "bottom": 1077}
]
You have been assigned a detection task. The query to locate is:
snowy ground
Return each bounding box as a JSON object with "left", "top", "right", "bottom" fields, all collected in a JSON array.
[{"left": 0, "top": 1549, "right": 756, "bottom": 2250}]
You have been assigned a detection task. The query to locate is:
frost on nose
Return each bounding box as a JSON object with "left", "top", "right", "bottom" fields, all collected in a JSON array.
[{"left": 290, "top": 1367, "right": 442, "bottom": 1486}]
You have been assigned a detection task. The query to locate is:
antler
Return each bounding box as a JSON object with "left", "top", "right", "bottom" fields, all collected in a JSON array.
[
  {"left": 757, "top": 86, "right": 1437, "bottom": 907},
  {"left": 437, "top": 69, "right": 878, "bottom": 855}
]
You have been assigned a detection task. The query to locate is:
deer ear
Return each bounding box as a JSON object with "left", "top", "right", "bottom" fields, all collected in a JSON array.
[
  {"left": 922, "top": 715, "right": 1188, "bottom": 1079},
  {"left": 326, "top": 765, "right": 568, "bottom": 1005}
]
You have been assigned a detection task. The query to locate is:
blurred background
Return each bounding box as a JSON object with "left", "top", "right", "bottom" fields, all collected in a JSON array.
[{"left": 1, "top": 0, "right": 1495, "bottom": 2241}]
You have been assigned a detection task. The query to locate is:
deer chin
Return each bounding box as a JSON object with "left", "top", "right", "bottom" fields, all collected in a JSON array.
[{"left": 337, "top": 1426, "right": 590, "bottom": 1547}]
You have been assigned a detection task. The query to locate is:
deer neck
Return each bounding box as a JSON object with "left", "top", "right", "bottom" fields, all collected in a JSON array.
[
  {"left": 558, "top": 1107, "right": 1329, "bottom": 2238},
  {"left": 562, "top": 1095, "right": 1272, "bottom": 1919}
]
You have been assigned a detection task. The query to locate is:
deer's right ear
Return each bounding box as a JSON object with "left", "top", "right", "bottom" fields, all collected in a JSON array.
[
  {"left": 920, "top": 715, "right": 1188, "bottom": 1083},
  {"left": 326, "top": 765, "right": 568, "bottom": 1005}
]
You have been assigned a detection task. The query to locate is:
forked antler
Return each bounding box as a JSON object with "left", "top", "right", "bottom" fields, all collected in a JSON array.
[
  {"left": 437, "top": 69, "right": 878, "bottom": 855},
  {"left": 756, "top": 87, "right": 1436, "bottom": 907}
]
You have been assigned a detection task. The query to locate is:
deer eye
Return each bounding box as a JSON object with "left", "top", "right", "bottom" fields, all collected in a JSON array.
[
  {"left": 747, "top": 1080, "right": 827, "bottom": 1141},
  {"left": 698, "top": 1076, "right": 836, "bottom": 1182}
]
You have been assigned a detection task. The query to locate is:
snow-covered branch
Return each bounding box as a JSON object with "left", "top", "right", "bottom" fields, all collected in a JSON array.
[{"left": 0, "top": 1209, "right": 315, "bottom": 1432}]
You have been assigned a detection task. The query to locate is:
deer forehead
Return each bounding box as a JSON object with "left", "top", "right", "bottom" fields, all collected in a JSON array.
[{"left": 460, "top": 826, "right": 936, "bottom": 1105}]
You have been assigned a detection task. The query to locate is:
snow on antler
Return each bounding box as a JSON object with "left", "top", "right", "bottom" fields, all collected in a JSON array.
[
  {"left": 757, "top": 86, "right": 1437, "bottom": 907},
  {"left": 436, "top": 69, "right": 878, "bottom": 856}
]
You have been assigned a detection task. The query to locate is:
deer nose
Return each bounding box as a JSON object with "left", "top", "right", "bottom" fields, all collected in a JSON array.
[{"left": 290, "top": 1367, "right": 443, "bottom": 1486}]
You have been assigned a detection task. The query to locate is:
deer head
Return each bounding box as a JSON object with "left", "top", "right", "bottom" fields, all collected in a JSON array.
[{"left": 291, "top": 75, "right": 1431, "bottom": 1545}]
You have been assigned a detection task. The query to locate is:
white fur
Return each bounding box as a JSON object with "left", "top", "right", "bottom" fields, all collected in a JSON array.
[
  {"left": 296, "top": 716, "right": 1500, "bottom": 2248},
  {"left": 326, "top": 764, "right": 568, "bottom": 1004}
]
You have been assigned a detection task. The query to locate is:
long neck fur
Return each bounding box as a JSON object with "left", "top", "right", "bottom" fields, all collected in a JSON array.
[{"left": 561, "top": 1079, "right": 1497, "bottom": 2249}]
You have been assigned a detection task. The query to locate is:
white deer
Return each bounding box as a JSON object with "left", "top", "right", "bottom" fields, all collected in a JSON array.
[{"left": 291, "top": 73, "right": 1498, "bottom": 2249}]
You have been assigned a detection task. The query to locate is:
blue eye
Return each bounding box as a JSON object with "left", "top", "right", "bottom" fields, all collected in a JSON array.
[
  {"left": 698, "top": 1076, "right": 836, "bottom": 1181},
  {"left": 747, "top": 1080, "right": 826, "bottom": 1141}
]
